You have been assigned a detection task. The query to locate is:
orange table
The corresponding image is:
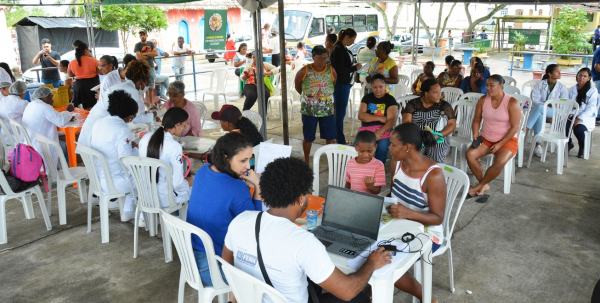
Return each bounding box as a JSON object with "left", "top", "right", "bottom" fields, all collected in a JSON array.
[{"left": 56, "top": 107, "right": 89, "bottom": 167}]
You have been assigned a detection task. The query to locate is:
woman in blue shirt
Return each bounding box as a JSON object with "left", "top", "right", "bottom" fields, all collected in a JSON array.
[{"left": 186, "top": 132, "right": 262, "bottom": 286}]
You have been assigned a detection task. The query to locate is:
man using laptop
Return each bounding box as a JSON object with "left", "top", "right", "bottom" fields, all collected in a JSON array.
[{"left": 222, "top": 157, "right": 391, "bottom": 303}]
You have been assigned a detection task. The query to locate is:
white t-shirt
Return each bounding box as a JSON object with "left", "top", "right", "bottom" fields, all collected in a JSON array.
[
  {"left": 172, "top": 45, "right": 190, "bottom": 67},
  {"left": 268, "top": 38, "right": 280, "bottom": 55},
  {"left": 224, "top": 211, "right": 336, "bottom": 303}
]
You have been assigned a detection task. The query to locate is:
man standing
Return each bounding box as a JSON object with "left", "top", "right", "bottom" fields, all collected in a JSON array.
[
  {"left": 32, "top": 38, "right": 61, "bottom": 88},
  {"left": 222, "top": 157, "right": 390, "bottom": 303},
  {"left": 592, "top": 44, "right": 600, "bottom": 125},
  {"left": 151, "top": 39, "right": 170, "bottom": 75},
  {"left": 134, "top": 29, "right": 158, "bottom": 102},
  {"left": 594, "top": 25, "right": 600, "bottom": 51},
  {"left": 263, "top": 29, "right": 281, "bottom": 67},
  {"left": 172, "top": 36, "right": 194, "bottom": 82},
  {"left": 151, "top": 39, "right": 170, "bottom": 99}
]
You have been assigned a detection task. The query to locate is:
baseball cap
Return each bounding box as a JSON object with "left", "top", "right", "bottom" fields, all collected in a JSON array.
[
  {"left": 211, "top": 104, "right": 242, "bottom": 124},
  {"left": 139, "top": 29, "right": 148, "bottom": 35}
]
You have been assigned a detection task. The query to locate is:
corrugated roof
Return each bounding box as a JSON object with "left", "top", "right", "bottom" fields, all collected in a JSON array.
[{"left": 13, "top": 17, "right": 95, "bottom": 28}]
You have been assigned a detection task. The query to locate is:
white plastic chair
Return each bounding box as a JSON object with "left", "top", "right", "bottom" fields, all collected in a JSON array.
[
  {"left": 76, "top": 143, "right": 126, "bottom": 243},
  {"left": 509, "top": 93, "right": 532, "bottom": 110},
  {"left": 410, "top": 69, "right": 423, "bottom": 85},
  {"left": 36, "top": 134, "right": 88, "bottom": 225},
  {"left": 268, "top": 72, "right": 294, "bottom": 122},
  {"left": 159, "top": 210, "right": 230, "bottom": 303},
  {"left": 449, "top": 99, "right": 477, "bottom": 172},
  {"left": 502, "top": 75, "right": 517, "bottom": 87},
  {"left": 459, "top": 92, "right": 484, "bottom": 102},
  {"left": 216, "top": 256, "right": 289, "bottom": 303},
  {"left": 0, "top": 119, "right": 15, "bottom": 160},
  {"left": 516, "top": 108, "right": 531, "bottom": 167},
  {"left": 394, "top": 82, "right": 408, "bottom": 98},
  {"left": 441, "top": 87, "right": 463, "bottom": 104},
  {"left": 0, "top": 160, "right": 51, "bottom": 244},
  {"left": 242, "top": 110, "right": 263, "bottom": 132},
  {"left": 202, "top": 67, "right": 229, "bottom": 110},
  {"left": 398, "top": 74, "right": 411, "bottom": 87},
  {"left": 401, "top": 64, "right": 420, "bottom": 77},
  {"left": 312, "top": 144, "right": 357, "bottom": 196},
  {"left": 527, "top": 99, "right": 579, "bottom": 174},
  {"left": 120, "top": 156, "right": 189, "bottom": 262},
  {"left": 582, "top": 100, "right": 600, "bottom": 160},
  {"left": 413, "top": 163, "right": 469, "bottom": 294},
  {"left": 253, "top": 138, "right": 275, "bottom": 169},
  {"left": 265, "top": 73, "right": 282, "bottom": 116},
  {"left": 503, "top": 85, "right": 521, "bottom": 95},
  {"left": 395, "top": 95, "right": 417, "bottom": 127},
  {"left": 191, "top": 101, "right": 208, "bottom": 128},
  {"left": 8, "top": 118, "right": 33, "bottom": 146},
  {"left": 521, "top": 79, "right": 540, "bottom": 99}
]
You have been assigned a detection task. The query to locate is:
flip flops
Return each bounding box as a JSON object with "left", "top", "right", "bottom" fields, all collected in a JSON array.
[{"left": 475, "top": 194, "right": 490, "bottom": 203}]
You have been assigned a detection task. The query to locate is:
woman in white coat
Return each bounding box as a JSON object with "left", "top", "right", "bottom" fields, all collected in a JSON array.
[
  {"left": 139, "top": 107, "right": 193, "bottom": 210},
  {"left": 78, "top": 59, "right": 157, "bottom": 149},
  {"left": 567, "top": 68, "right": 598, "bottom": 158},
  {"left": 90, "top": 90, "right": 140, "bottom": 220},
  {"left": 526, "top": 64, "right": 569, "bottom": 157},
  {"left": 0, "top": 81, "right": 29, "bottom": 145},
  {"left": 98, "top": 54, "right": 136, "bottom": 100},
  {"left": 22, "top": 87, "right": 74, "bottom": 169}
]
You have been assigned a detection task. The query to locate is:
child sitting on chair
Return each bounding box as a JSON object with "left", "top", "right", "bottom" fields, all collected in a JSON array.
[{"left": 345, "top": 131, "right": 386, "bottom": 195}]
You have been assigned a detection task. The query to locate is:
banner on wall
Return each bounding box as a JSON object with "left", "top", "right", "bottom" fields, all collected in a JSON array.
[{"left": 204, "top": 10, "right": 227, "bottom": 50}]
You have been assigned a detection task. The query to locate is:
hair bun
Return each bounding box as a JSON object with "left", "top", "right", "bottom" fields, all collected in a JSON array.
[{"left": 390, "top": 43, "right": 395, "bottom": 49}]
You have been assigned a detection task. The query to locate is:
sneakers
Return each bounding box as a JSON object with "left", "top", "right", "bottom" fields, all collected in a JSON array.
[
  {"left": 577, "top": 150, "right": 584, "bottom": 158},
  {"left": 534, "top": 145, "right": 543, "bottom": 158}
]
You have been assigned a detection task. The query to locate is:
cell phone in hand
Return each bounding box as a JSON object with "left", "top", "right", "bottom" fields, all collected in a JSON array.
[{"left": 472, "top": 136, "right": 483, "bottom": 148}]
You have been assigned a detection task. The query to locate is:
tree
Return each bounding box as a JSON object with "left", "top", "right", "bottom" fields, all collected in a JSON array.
[
  {"left": 5, "top": 6, "right": 48, "bottom": 28},
  {"left": 415, "top": 3, "right": 456, "bottom": 47},
  {"left": 94, "top": 6, "right": 168, "bottom": 54},
  {"left": 370, "top": 2, "right": 405, "bottom": 40},
  {"left": 464, "top": 3, "right": 507, "bottom": 42},
  {"left": 551, "top": 5, "right": 592, "bottom": 57}
]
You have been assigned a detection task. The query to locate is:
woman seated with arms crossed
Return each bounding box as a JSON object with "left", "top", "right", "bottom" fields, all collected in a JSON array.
[
  {"left": 466, "top": 74, "right": 521, "bottom": 197},
  {"left": 365, "top": 41, "right": 400, "bottom": 97},
  {"left": 357, "top": 73, "right": 398, "bottom": 164},
  {"left": 527, "top": 64, "right": 569, "bottom": 157},
  {"left": 90, "top": 90, "right": 139, "bottom": 220},
  {"left": 401, "top": 79, "right": 456, "bottom": 163},
  {"left": 412, "top": 61, "right": 436, "bottom": 95},
  {"left": 163, "top": 81, "right": 202, "bottom": 137},
  {"left": 138, "top": 107, "right": 193, "bottom": 219},
  {"left": 388, "top": 123, "right": 446, "bottom": 303},
  {"left": 567, "top": 68, "right": 598, "bottom": 158},
  {"left": 186, "top": 132, "right": 262, "bottom": 286}
]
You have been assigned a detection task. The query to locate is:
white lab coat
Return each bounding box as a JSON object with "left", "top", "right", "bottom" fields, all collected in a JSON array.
[
  {"left": 531, "top": 79, "right": 569, "bottom": 107},
  {"left": 568, "top": 85, "right": 599, "bottom": 131},
  {"left": 98, "top": 68, "right": 124, "bottom": 100},
  {"left": 0, "top": 95, "right": 29, "bottom": 145},
  {"left": 78, "top": 80, "right": 153, "bottom": 149},
  {"left": 21, "top": 99, "right": 71, "bottom": 168},
  {"left": 139, "top": 131, "right": 190, "bottom": 208},
  {"left": 91, "top": 115, "right": 139, "bottom": 213}
]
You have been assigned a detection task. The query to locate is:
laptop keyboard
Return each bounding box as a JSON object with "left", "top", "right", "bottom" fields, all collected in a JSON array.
[{"left": 313, "top": 227, "right": 371, "bottom": 249}]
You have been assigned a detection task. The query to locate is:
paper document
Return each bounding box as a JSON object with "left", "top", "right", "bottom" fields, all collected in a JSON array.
[
  {"left": 256, "top": 143, "right": 292, "bottom": 174},
  {"left": 347, "top": 239, "right": 410, "bottom": 279},
  {"left": 380, "top": 197, "right": 399, "bottom": 228}
]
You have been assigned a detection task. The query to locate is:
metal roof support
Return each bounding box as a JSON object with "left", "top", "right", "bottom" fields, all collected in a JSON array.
[
  {"left": 253, "top": 9, "right": 268, "bottom": 140},
  {"left": 278, "top": 0, "right": 289, "bottom": 145},
  {"left": 411, "top": 0, "right": 418, "bottom": 65},
  {"left": 86, "top": 0, "right": 97, "bottom": 58}
]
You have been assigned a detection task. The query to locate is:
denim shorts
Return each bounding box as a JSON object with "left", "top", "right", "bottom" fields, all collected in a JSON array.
[
  {"left": 302, "top": 114, "right": 336, "bottom": 142},
  {"left": 193, "top": 249, "right": 228, "bottom": 286}
]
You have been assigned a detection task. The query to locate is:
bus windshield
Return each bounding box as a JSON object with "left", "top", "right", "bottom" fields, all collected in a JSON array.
[{"left": 273, "top": 10, "right": 312, "bottom": 41}]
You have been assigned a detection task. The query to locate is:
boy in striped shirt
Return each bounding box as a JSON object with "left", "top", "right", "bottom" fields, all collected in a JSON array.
[{"left": 345, "top": 131, "right": 386, "bottom": 195}]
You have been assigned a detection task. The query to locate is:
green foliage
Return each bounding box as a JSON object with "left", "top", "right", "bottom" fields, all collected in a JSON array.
[
  {"left": 551, "top": 5, "right": 592, "bottom": 57},
  {"left": 392, "top": 46, "right": 403, "bottom": 54},
  {"left": 94, "top": 6, "right": 168, "bottom": 54},
  {"left": 512, "top": 32, "right": 527, "bottom": 52},
  {"left": 5, "top": 6, "right": 48, "bottom": 28},
  {"left": 474, "top": 41, "right": 487, "bottom": 54}
]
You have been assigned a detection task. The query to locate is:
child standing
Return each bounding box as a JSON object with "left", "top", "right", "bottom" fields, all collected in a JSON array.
[{"left": 345, "top": 131, "right": 386, "bottom": 195}]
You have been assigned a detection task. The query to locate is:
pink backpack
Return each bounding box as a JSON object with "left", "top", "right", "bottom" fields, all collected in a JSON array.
[{"left": 7, "top": 143, "right": 48, "bottom": 192}]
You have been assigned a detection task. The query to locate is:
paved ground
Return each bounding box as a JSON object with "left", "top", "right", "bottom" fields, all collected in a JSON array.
[{"left": 2, "top": 53, "right": 599, "bottom": 303}]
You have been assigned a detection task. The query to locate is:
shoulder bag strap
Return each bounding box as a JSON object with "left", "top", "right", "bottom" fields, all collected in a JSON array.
[{"left": 255, "top": 211, "right": 274, "bottom": 287}]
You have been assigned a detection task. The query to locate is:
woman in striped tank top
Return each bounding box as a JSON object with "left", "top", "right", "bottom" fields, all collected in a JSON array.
[
  {"left": 466, "top": 74, "right": 521, "bottom": 197},
  {"left": 387, "top": 123, "right": 446, "bottom": 303}
]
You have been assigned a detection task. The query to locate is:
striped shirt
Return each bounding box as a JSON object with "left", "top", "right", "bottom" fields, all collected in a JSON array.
[
  {"left": 391, "top": 161, "right": 444, "bottom": 244},
  {"left": 345, "top": 157, "right": 386, "bottom": 194}
]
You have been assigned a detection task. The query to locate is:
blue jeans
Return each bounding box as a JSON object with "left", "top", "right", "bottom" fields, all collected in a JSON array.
[
  {"left": 353, "top": 134, "right": 390, "bottom": 164},
  {"left": 334, "top": 83, "right": 353, "bottom": 144},
  {"left": 526, "top": 104, "right": 553, "bottom": 142},
  {"left": 193, "top": 250, "right": 227, "bottom": 286},
  {"left": 41, "top": 79, "right": 61, "bottom": 89},
  {"left": 172, "top": 65, "right": 185, "bottom": 82}
]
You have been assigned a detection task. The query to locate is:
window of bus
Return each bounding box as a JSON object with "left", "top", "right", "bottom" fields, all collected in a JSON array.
[
  {"left": 309, "top": 18, "right": 325, "bottom": 38},
  {"left": 273, "top": 10, "right": 312, "bottom": 41},
  {"left": 340, "top": 15, "right": 353, "bottom": 30},
  {"left": 326, "top": 15, "right": 340, "bottom": 33},
  {"left": 353, "top": 15, "right": 366, "bottom": 32},
  {"left": 367, "top": 15, "right": 378, "bottom": 32}
]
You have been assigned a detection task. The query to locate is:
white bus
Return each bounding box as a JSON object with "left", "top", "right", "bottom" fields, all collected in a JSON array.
[{"left": 272, "top": 5, "right": 383, "bottom": 57}]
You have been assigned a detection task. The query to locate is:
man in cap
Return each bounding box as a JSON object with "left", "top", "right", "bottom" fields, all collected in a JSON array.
[
  {"left": 134, "top": 29, "right": 158, "bottom": 103},
  {"left": 263, "top": 28, "right": 281, "bottom": 67}
]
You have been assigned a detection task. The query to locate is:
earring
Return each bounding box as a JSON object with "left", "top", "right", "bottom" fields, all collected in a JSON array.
[
  {"left": 300, "top": 203, "right": 304, "bottom": 207},
  {"left": 406, "top": 150, "right": 408, "bottom": 152}
]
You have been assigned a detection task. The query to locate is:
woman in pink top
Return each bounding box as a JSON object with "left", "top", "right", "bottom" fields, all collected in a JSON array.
[
  {"left": 466, "top": 74, "right": 521, "bottom": 197},
  {"left": 163, "top": 81, "right": 202, "bottom": 137}
]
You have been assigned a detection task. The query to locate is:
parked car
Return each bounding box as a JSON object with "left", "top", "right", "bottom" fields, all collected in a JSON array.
[
  {"left": 22, "top": 47, "right": 125, "bottom": 83},
  {"left": 391, "top": 33, "right": 428, "bottom": 54}
]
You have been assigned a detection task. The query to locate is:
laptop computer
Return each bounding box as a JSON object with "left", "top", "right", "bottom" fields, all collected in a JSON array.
[{"left": 311, "top": 186, "right": 384, "bottom": 258}]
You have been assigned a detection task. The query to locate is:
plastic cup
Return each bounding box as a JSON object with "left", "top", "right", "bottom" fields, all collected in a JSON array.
[{"left": 306, "top": 209, "right": 318, "bottom": 229}]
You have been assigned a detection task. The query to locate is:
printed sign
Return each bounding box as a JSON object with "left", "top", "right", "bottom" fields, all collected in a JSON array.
[{"left": 204, "top": 10, "right": 227, "bottom": 50}]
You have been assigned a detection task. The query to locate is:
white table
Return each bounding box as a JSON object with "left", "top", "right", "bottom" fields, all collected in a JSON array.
[{"left": 326, "top": 219, "right": 432, "bottom": 303}]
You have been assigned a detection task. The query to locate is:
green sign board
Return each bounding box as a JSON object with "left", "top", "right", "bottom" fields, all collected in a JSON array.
[
  {"left": 204, "top": 10, "right": 227, "bottom": 50},
  {"left": 508, "top": 29, "right": 541, "bottom": 45}
]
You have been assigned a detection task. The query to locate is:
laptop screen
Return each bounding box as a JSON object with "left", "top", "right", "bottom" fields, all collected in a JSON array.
[{"left": 322, "top": 186, "right": 384, "bottom": 240}]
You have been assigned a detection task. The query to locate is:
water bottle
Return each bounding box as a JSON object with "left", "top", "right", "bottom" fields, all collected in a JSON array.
[{"left": 150, "top": 117, "right": 158, "bottom": 132}]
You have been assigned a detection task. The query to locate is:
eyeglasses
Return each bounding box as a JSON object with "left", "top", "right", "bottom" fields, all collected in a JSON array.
[{"left": 167, "top": 92, "right": 180, "bottom": 97}]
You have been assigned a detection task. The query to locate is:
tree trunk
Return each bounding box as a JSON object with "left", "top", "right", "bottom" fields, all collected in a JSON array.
[
  {"left": 390, "top": 3, "right": 404, "bottom": 38},
  {"left": 439, "top": 3, "right": 457, "bottom": 46},
  {"left": 370, "top": 2, "right": 391, "bottom": 39},
  {"left": 415, "top": 5, "right": 435, "bottom": 46},
  {"left": 434, "top": 5, "right": 444, "bottom": 47},
  {"left": 465, "top": 4, "right": 507, "bottom": 40},
  {"left": 465, "top": 3, "right": 472, "bottom": 27}
]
